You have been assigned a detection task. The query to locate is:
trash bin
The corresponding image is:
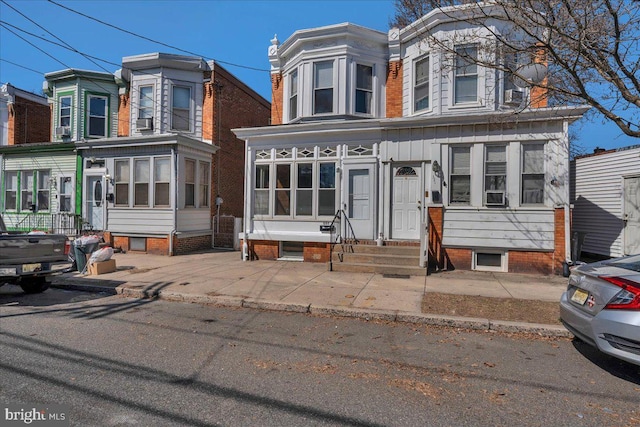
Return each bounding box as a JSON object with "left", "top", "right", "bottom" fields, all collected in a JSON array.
[{"left": 571, "top": 231, "right": 587, "bottom": 263}]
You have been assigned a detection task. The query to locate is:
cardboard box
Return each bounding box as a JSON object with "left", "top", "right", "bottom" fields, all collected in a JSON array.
[{"left": 89, "top": 259, "right": 116, "bottom": 275}]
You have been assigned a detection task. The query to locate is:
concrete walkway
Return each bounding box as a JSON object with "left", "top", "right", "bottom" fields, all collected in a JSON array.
[{"left": 51, "top": 249, "right": 571, "bottom": 337}]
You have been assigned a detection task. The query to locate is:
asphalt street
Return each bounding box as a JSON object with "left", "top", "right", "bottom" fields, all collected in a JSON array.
[{"left": 1, "top": 287, "right": 639, "bottom": 426}]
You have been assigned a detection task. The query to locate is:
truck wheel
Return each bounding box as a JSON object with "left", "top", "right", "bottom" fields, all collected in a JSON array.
[{"left": 20, "top": 277, "right": 50, "bottom": 294}]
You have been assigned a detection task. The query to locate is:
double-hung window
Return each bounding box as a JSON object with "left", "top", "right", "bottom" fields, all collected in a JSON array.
[
  {"left": 484, "top": 146, "right": 507, "bottom": 205},
  {"left": 114, "top": 160, "right": 130, "bottom": 207},
  {"left": 4, "top": 171, "right": 18, "bottom": 210},
  {"left": 289, "top": 70, "right": 298, "bottom": 121},
  {"left": 522, "top": 144, "right": 545, "bottom": 204},
  {"left": 296, "top": 163, "right": 313, "bottom": 216},
  {"left": 454, "top": 45, "right": 478, "bottom": 104},
  {"left": 87, "top": 94, "right": 108, "bottom": 137},
  {"left": 275, "top": 164, "right": 291, "bottom": 215},
  {"left": 37, "top": 170, "right": 50, "bottom": 211},
  {"left": 139, "top": 85, "right": 154, "bottom": 119},
  {"left": 154, "top": 157, "right": 171, "bottom": 207},
  {"left": 313, "top": 61, "right": 334, "bottom": 114},
  {"left": 172, "top": 85, "right": 191, "bottom": 131},
  {"left": 318, "top": 163, "right": 336, "bottom": 215},
  {"left": 199, "top": 161, "right": 209, "bottom": 208},
  {"left": 20, "top": 171, "right": 34, "bottom": 211},
  {"left": 450, "top": 147, "right": 471, "bottom": 205},
  {"left": 59, "top": 177, "right": 73, "bottom": 212},
  {"left": 255, "top": 165, "right": 270, "bottom": 215},
  {"left": 355, "top": 64, "right": 373, "bottom": 114},
  {"left": 185, "top": 159, "right": 195, "bottom": 207},
  {"left": 59, "top": 95, "right": 72, "bottom": 128},
  {"left": 134, "top": 159, "right": 150, "bottom": 207},
  {"left": 414, "top": 56, "right": 430, "bottom": 112}
]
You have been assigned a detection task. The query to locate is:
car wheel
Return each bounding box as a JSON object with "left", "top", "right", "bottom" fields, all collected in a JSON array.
[{"left": 20, "top": 277, "right": 50, "bottom": 294}]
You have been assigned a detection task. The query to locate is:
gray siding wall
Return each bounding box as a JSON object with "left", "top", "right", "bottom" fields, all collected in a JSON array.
[{"left": 572, "top": 147, "right": 640, "bottom": 257}]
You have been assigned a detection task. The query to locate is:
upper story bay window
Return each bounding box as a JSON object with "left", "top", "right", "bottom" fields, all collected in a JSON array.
[
  {"left": 172, "top": 85, "right": 191, "bottom": 131},
  {"left": 355, "top": 64, "right": 373, "bottom": 114},
  {"left": 313, "top": 61, "right": 334, "bottom": 114},
  {"left": 289, "top": 70, "right": 298, "bottom": 121},
  {"left": 454, "top": 45, "right": 478, "bottom": 104},
  {"left": 59, "top": 95, "right": 72, "bottom": 128},
  {"left": 414, "top": 56, "right": 430, "bottom": 112},
  {"left": 87, "top": 94, "right": 108, "bottom": 138},
  {"left": 139, "top": 85, "right": 154, "bottom": 119}
]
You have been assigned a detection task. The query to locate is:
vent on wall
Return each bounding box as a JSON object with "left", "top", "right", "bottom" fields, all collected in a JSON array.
[{"left": 136, "top": 118, "right": 153, "bottom": 131}]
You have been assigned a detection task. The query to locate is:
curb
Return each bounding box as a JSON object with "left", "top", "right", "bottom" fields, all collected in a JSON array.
[{"left": 51, "top": 280, "right": 571, "bottom": 338}]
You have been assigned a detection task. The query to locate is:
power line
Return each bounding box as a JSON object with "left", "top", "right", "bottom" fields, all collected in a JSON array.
[
  {"left": 0, "top": 58, "right": 44, "bottom": 76},
  {"left": 46, "top": 0, "right": 270, "bottom": 73}
]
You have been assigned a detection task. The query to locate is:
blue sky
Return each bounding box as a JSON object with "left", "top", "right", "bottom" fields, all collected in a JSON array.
[{"left": 0, "top": 0, "right": 636, "bottom": 153}]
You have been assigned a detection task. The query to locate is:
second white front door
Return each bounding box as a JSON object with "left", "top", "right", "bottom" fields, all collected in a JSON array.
[
  {"left": 85, "top": 174, "right": 106, "bottom": 231},
  {"left": 392, "top": 165, "right": 421, "bottom": 240}
]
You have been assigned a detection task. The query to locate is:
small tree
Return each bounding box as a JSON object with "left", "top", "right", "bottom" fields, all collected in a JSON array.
[{"left": 391, "top": 0, "right": 640, "bottom": 138}]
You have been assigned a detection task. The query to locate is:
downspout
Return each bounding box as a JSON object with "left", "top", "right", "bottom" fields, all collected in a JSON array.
[
  {"left": 169, "top": 146, "right": 177, "bottom": 256},
  {"left": 242, "top": 140, "right": 250, "bottom": 261},
  {"left": 563, "top": 120, "right": 571, "bottom": 265}
]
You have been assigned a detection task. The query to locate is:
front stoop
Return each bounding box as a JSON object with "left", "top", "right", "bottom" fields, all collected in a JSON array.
[{"left": 329, "top": 243, "right": 426, "bottom": 276}]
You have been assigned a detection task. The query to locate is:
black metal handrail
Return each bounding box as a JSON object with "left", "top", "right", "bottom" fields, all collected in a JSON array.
[
  {"left": 8, "top": 212, "right": 83, "bottom": 237},
  {"left": 328, "top": 209, "right": 358, "bottom": 271}
]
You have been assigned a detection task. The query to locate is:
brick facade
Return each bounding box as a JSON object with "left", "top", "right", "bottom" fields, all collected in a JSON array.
[
  {"left": 117, "top": 93, "right": 130, "bottom": 136},
  {"left": 386, "top": 60, "right": 403, "bottom": 118},
  {"left": 108, "top": 233, "right": 212, "bottom": 256},
  {"left": 270, "top": 72, "right": 283, "bottom": 125},
  {"left": 213, "top": 214, "right": 236, "bottom": 248},
  {"left": 244, "top": 239, "right": 330, "bottom": 263},
  {"left": 7, "top": 94, "right": 51, "bottom": 145}
]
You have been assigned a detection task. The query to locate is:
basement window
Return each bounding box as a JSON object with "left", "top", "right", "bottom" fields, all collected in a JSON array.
[
  {"left": 279, "top": 241, "right": 304, "bottom": 261},
  {"left": 473, "top": 251, "right": 507, "bottom": 272},
  {"left": 130, "top": 237, "right": 147, "bottom": 252}
]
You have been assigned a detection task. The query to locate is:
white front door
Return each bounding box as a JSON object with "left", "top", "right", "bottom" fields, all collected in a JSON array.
[
  {"left": 85, "top": 175, "right": 106, "bottom": 231},
  {"left": 623, "top": 176, "right": 640, "bottom": 255},
  {"left": 392, "top": 165, "right": 421, "bottom": 240},
  {"left": 344, "top": 164, "right": 375, "bottom": 240}
]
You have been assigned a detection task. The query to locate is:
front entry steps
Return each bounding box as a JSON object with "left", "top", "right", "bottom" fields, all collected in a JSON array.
[{"left": 329, "top": 243, "right": 426, "bottom": 276}]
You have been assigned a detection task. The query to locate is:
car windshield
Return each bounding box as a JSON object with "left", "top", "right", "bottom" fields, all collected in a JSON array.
[{"left": 607, "top": 254, "right": 640, "bottom": 272}]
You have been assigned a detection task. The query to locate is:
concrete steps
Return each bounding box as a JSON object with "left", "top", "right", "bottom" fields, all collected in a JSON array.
[{"left": 330, "top": 243, "right": 426, "bottom": 276}]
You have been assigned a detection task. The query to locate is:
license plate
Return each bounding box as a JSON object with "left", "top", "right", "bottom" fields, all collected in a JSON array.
[
  {"left": 571, "top": 288, "right": 589, "bottom": 305},
  {"left": 0, "top": 267, "right": 17, "bottom": 276},
  {"left": 22, "top": 263, "right": 41, "bottom": 273}
]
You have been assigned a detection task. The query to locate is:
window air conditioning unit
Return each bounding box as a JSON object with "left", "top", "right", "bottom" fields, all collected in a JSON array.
[
  {"left": 55, "top": 126, "right": 71, "bottom": 137},
  {"left": 485, "top": 191, "right": 506, "bottom": 206},
  {"left": 136, "top": 118, "right": 153, "bottom": 131},
  {"left": 504, "top": 89, "right": 524, "bottom": 105}
]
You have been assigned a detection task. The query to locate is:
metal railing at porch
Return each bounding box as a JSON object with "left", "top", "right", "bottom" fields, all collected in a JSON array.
[
  {"left": 328, "top": 209, "right": 359, "bottom": 271},
  {"left": 6, "top": 212, "right": 85, "bottom": 237}
]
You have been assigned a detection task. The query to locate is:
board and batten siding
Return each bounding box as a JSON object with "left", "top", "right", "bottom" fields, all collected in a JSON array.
[
  {"left": 442, "top": 209, "right": 555, "bottom": 250},
  {"left": 572, "top": 146, "right": 640, "bottom": 257}
]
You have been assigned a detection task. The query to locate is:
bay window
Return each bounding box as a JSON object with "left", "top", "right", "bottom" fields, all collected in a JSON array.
[
  {"left": 59, "top": 95, "right": 72, "bottom": 127},
  {"left": 313, "top": 61, "right": 333, "bottom": 114},
  {"left": 255, "top": 165, "right": 270, "bottom": 215},
  {"left": 185, "top": 159, "right": 195, "bottom": 207},
  {"left": 172, "top": 85, "right": 191, "bottom": 131},
  {"left": 289, "top": 70, "right": 298, "bottom": 121},
  {"left": 139, "top": 85, "right": 154, "bottom": 119},
  {"left": 355, "top": 64, "right": 373, "bottom": 114},
  {"left": 414, "top": 56, "right": 430, "bottom": 111},
  {"left": 454, "top": 45, "right": 478, "bottom": 104},
  {"left": 275, "top": 164, "right": 291, "bottom": 215},
  {"left": 318, "top": 163, "right": 336, "bottom": 215},
  {"left": 154, "top": 157, "right": 170, "bottom": 207},
  {"left": 87, "top": 94, "right": 108, "bottom": 137},
  {"left": 296, "top": 163, "right": 313, "bottom": 216}
]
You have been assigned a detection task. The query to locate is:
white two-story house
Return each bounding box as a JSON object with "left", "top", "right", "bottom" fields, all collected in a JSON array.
[{"left": 234, "top": 3, "right": 589, "bottom": 274}]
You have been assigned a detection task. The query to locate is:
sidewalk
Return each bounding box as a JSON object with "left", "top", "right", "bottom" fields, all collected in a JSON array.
[{"left": 51, "top": 249, "right": 571, "bottom": 337}]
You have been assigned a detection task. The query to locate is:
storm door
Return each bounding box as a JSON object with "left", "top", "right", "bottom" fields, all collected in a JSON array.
[
  {"left": 84, "top": 174, "right": 106, "bottom": 231},
  {"left": 392, "top": 165, "right": 421, "bottom": 240},
  {"left": 623, "top": 176, "right": 640, "bottom": 255},
  {"left": 344, "top": 164, "right": 375, "bottom": 240}
]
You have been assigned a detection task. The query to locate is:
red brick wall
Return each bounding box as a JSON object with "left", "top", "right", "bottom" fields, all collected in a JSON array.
[
  {"left": 303, "top": 242, "right": 330, "bottom": 263},
  {"left": 249, "top": 240, "right": 279, "bottom": 260},
  {"left": 386, "top": 60, "right": 403, "bottom": 118},
  {"left": 117, "top": 93, "right": 130, "bottom": 136},
  {"left": 8, "top": 95, "right": 51, "bottom": 144},
  {"left": 270, "top": 72, "right": 283, "bottom": 125},
  {"left": 530, "top": 44, "right": 548, "bottom": 108},
  {"left": 113, "top": 236, "right": 129, "bottom": 252},
  {"left": 509, "top": 251, "right": 554, "bottom": 275},
  {"left": 213, "top": 215, "right": 236, "bottom": 248},
  {"left": 175, "top": 234, "right": 212, "bottom": 255},
  {"left": 446, "top": 248, "right": 472, "bottom": 270},
  {"left": 206, "top": 66, "right": 271, "bottom": 220},
  {"left": 553, "top": 207, "right": 566, "bottom": 274}
]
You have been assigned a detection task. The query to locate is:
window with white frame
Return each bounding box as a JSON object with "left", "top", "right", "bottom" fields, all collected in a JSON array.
[
  {"left": 185, "top": 159, "right": 195, "bottom": 207},
  {"left": 414, "top": 56, "right": 430, "bottom": 112},
  {"left": 138, "top": 85, "right": 154, "bottom": 119},
  {"left": 255, "top": 164, "right": 270, "bottom": 215},
  {"left": 450, "top": 146, "right": 471, "bottom": 205},
  {"left": 199, "top": 161, "right": 209, "bottom": 208},
  {"left": 59, "top": 95, "right": 72, "bottom": 128},
  {"left": 521, "top": 143, "right": 545, "bottom": 204},
  {"left": 296, "top": 163, "right": 313, "bottom": 216},
  {"left": 3, "top": 171, "right": 17, "bottom": 210},
  {"left": 454, "top": 45, "right": 478, "bottom": 104},
  {"left": 59, "top": 176, "right": 73, "bottom": 212},
  {"left": 21, "top": 171, "right": 34, "bottom": 211},
  {"left": 289, "top": 70, "right": 298, "bottom": 121},
  {"left": 134, "top": 159, "right": 150, "bottom": 207},
  {"left": 275, "top": 164, "right": 291, "bottom": 215},
  {"left": 355, "top": 64, "right": 373, "bottom": 114},
  {"left": 484, "top": 146, "right": 507, "bottom": 205},
  {"left": 36, "top": 170, "right": 50, "bottom": 211},
  {"left": 87, "top": 94, "right": 108, "bottom": 137},
  {"left": 172, "top": 85, "right": 191, "bottom": 131},
  {"left": 154, "top": 157, "right": 171, "bottom": 207},
  {"left": 114, "top": 159, "right": 129, "bottom": 207},
  {"left": 313, "top": 61, "right": 334, "bottom": 114},
  {"left": 318, "top": 162, "right": 336, "bottom": 215}
]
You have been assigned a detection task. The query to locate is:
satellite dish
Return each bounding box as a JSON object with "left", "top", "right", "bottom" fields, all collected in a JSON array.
[{"left": 512, "top": 63, "right": 548, "bottom": 89}]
